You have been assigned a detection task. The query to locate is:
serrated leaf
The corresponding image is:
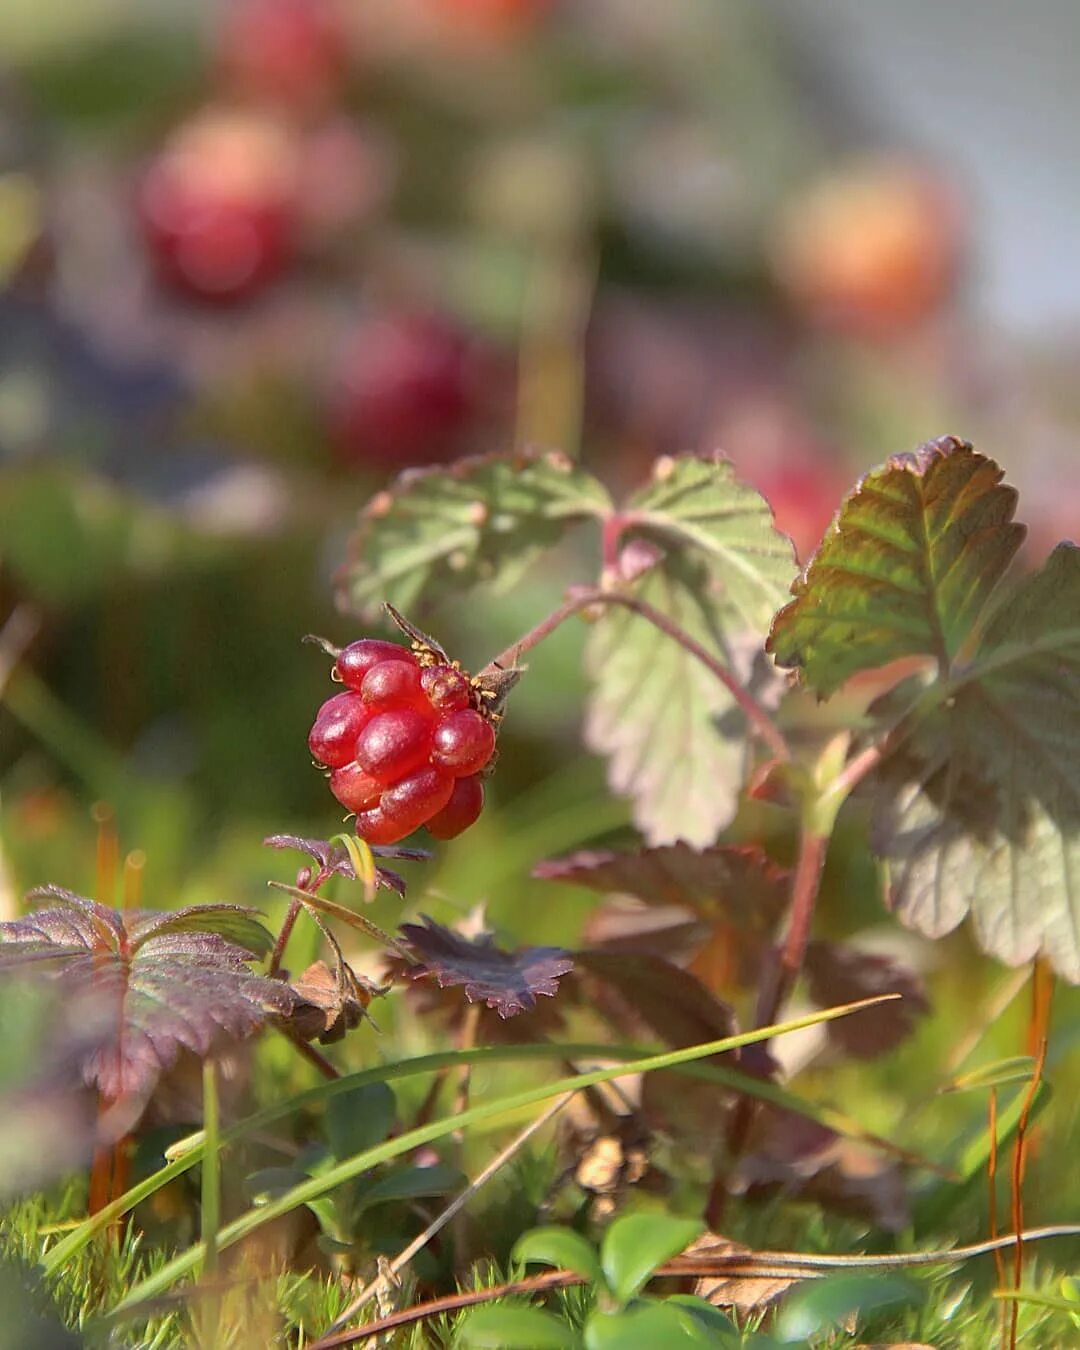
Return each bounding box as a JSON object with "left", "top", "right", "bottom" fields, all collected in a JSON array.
[
  {"left": 872, "top": 543, "right": 1080, "bottom": 979},
  {"left": 535, "top": 843, "right": 789, "bottom": 937},
  {"left": 768, "top": 437, "right": 1025, "bottom": 697},
  {"left": 586, "top": 458, "right": 793, "bottom": 846},
  {"left": 335, "top": 448, "right": 611, "bottom": 620},
  {"left": 585, "top": 559, "right": 754, "bottom": 846},
  {"left": 459, "top": 1304, "right": 581, "bottom": 1349},
  {"left": 263, "top": 834, "right": 425, "bottom": 898},
  {"left": 0, "top": 892, "right": 293, "bottom": 1101},
  {"left": 398, "top": 915, "right": 573, "bottom": 1018},
  {"left": 600, "top": 1213, "right": 704, "bottom": 1304},
  {"left": 513, "top": 1225, "right": 603, "bottom": 1285},
  {"left": 624, "top": 455, "right": 797, "bottom": 631},
  {"left": 803, "top": 942, "right": 928, "bottom": 1059}
]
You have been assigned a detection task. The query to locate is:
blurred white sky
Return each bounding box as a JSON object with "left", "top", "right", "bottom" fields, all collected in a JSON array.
[{"left": 773, "top": 0, "right": 1080, "bottom": 335}]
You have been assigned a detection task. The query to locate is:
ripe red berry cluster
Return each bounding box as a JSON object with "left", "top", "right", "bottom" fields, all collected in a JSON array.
[{"left": 308, "top": 639, "right": 495, "bottom": 845}]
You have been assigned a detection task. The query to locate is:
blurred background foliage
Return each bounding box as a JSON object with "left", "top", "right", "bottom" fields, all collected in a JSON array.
[{"left": 3, "top": 0, "right": 1080, "bottom": 1255}]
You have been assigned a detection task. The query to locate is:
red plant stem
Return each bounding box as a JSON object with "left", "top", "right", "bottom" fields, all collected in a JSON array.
[
  {"left": 268, "top": 899, "right": 302, "bottom": 978},
  {"left": 988, "top": 1087, "right": 1007, "bottom": 1345},
  {"left": 1009, "top": 1035, "right": 1048, "bottom": 1350},
  {"left": 758, "top": 828, "right": 829, "bottom": 1032},
  {"left": 280, "top": 1028, "right": 340, "bottom": 1080},
  {"left": 480, "top": 587, "right": 789, "bottom": 762}
]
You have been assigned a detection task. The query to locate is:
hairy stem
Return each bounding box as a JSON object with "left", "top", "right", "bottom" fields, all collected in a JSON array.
[
  {"left": 480, "top": 586, "right": 788, "bottom": 761},
  {"left": 268, "top": 899, "right": 302, "bottom": 978},
  {"left": 760, "top": 829, "right": 830, "bottom": 1030}
]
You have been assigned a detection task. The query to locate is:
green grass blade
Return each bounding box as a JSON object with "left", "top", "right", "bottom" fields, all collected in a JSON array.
[
  {"left": 198, "top": 1058, "right": 221, "bottom": 1350},
  {"left": 45, "top": 1020, "right": 907, "bottom": 1279},
  {"left": 107, "top": 996, "right": 893, "bottom": 1315}
]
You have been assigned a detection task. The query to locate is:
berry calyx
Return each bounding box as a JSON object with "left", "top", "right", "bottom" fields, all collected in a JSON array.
[
  {"left": 426, "top": 775, "right": 485, "bottom": 839},
  {"left": 420, "top": 664, "right": 472, "bottom": 711}
]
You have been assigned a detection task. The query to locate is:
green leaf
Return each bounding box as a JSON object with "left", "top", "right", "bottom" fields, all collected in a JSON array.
[
  {"left": 586, "top": 458, "right": 793, "bottom": 845},
  {"left": 583, "top": 1302, "right": 717, "bottom": 1350},
  {"left": 600, "top": 1214, "right": 703, "bottom": 1305},
  {"left": 624, "top": 455, "right": 796, "bottom": 631},
  {"left": 459, "top": 1304, "right": 581, "bottom": 1348},
  {"left": 335, "top": 449, "right": 611, "bottom": 621},
  {"left": 773, "top": 1271, "right": 924, "bottom": 1342},
  {"left": 584, "top": 559, "right": 756, "bottom": 846},
  {"left": 768, "top": 437, "right": 1024, "bottom": 696},
  {"left": 324, "top": 1082, "right": 395, "bottom": 1162},
  {"left": 872, "top": 543, "right": 1080, "bottom": 979},
  {"left": 352, "top": 1161, "right": 461, "bottom": 1211},
  {"left": 513, "top": 1226, "right": 603, "bottom": 1285}
]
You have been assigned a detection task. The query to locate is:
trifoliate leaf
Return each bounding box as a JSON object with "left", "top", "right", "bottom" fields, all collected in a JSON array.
[
  {"left": 0, "top": 890, "right": 293, "bottom": 1101},
  {"left": 397, "top": 915, "right": 573, "bottom": 1018},
  {"left": 871, "top": 542, "right": 1080, "bottom": 980},
  {"left": 336, "top": 448, "right": 611, "bottom": 620},
  {"left": 768, "top": 437, "right": 1024, "bottom": 696}
]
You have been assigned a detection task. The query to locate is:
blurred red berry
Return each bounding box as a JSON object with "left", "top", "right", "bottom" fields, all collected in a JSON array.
[
  {"left": 217, "top": 0, "right": 348, "bottom": 115},
  {"left": 137, "top": 109, "right": 299, "bottom": 303},
  {"left": 328, "top": 314, "right": 492, "bottom": 468}
]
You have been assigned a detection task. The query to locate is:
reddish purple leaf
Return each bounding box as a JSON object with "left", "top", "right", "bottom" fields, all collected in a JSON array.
[
  {"left": 398, "top": 915, "right": 573, "bottom": 1019},
  {"left": 0, "top": 891, "right": 293, "bottom": 1103},
  {"left": 263, "top": 834, "right": 427, "bottom": 897},
  {"left": 535, "top": 843, "right": 790, "bottom": 936},
  {"left": 804, "top": 941, "right": 929, "bottom": 1059}
]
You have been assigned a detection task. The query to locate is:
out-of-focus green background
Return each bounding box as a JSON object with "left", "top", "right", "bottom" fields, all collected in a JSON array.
[{"left": 3, "top": 0, "right": 1080, "bottom": 1074}]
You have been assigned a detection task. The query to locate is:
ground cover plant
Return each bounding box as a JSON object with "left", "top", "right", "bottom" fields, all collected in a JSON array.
[{"left": 3, "top": 434, "right": 1080, "bottom": 1348}]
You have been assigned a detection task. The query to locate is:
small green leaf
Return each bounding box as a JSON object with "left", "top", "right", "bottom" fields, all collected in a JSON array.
[
  {"left": 459, "top": 1304, "right": 581, "bottom": 1349},
  {"left": 600, "top": 1214, "right": 703, "bottom": 1305},
  {"left": 583, "top": 1302, "right": 718, "bottom": 1350},
  {"left": 873, "top": 542, "right": 1080, "bottom": 979},
  {"left": 513, "top": 1226, "right": 603, "bottom": 1285},
  {"left": 352, "top": 1161, "right": 462, "bottom": 1211},
  {"left": 774, "top": 1271, "right": 924, "bottom": 1342},
  {"left": 336, "top": 449, "right": 611, "bottom": 621},
  {"left": 944, "top": 1056, "right": 1037, "bottom": 1093},
  {"left": 324, "top": 1082, "right": 394, "bottom": 1161},
  {"left": 768, "top": 437, "right": 1024, "bottom": 696},
  {"left": 624, "top": 454, "right": 796, "bottom": 631}
]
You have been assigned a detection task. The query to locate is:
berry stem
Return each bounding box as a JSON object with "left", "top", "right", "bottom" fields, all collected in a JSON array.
[{"left": 479, "top": 586, "right": 789, "bottom": 762}]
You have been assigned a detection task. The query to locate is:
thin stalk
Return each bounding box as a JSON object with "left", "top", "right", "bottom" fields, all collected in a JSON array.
[
  {"left": 329, "top": 1091, "right": 575, "bottom": 1333},
  {"left": 278, "top": 1028, "right": 340, "bottom": 1081},
  {"left": 268, "top": 899, "right": 302, "bottom": 978},
  {"left": 1009, "top": 1036, "right": 1048, "bottom": 1350},
  {"left": 480, "top": 586, "right": 788, "bottom": 761},
  {"left": 309, "top": 1227, "right": 1080, "bottom": 1349},
  {"left": 988, "top": 1087, "right": 1007, "bottom": 1346},
  {"left": 198, "top": 1058, "right": 221, "bottom": 1350}
]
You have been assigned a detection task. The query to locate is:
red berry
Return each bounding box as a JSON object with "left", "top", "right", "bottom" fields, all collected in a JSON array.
[
  {"left": 360, "top": 659, "right": 425, "bottom": 708},
  {"left": 328, "top": 762, "right": 382, "bottom": 812},
  {"left": 425, "top": 775, "right": 484, "bottom": 839},
  {"left": 380, "top": 764, "right": 454, "bottom": 832},
  {"left": 137, "top": 110, "right": 298, "bottom": 304},
  {"left": 431, "top": 709, "right": 496, "bottom": 776},
  {"left": 355, "top": 708, "right": 433, "bottom": 783},
  {"left": 353, "top": 805, "right": 409, "bottom": 845},
  {"left": 308, "top": 691, "right": 370, "bottom": 767},
  {"left": 328, "top": 314, "right": 486, "bottom": 468},
  {"left": 420, "top": 664, "right": 472, "bottom": 712},
  {"left": 217, "top": 0, "right": 347, "bottom": 115},
  {"left": 337, "top": 639, "right": 415, "bottom": 690}
]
